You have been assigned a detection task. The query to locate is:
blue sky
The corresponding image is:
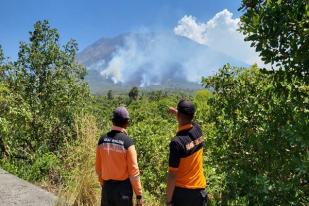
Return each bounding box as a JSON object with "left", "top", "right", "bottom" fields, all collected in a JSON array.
[{"left": 0, "top": 0, "right": 243, "bottom": 59}]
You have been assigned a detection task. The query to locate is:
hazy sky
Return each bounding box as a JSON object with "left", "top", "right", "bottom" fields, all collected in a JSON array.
[{"left": 0, "top": 0, "right": 242, "bottom": 59}]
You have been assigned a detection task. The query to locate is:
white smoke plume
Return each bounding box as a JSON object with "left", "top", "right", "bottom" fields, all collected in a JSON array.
[
  {"left": 98, "top": 32, "right": 245, "bottom": 86},
  {"left": 87, "top": 9, "right": 264, "bottom": 86}
]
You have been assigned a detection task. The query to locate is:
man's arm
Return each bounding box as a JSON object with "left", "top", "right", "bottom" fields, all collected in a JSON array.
[
  {"left": 168, "top": 107, "right": 178, "bottom": 116},
  {"left": 127, "top": 145, "right": 143, "bottom": 204},
  {"left": 166, "top": 170, "right": 177, "bottom": 205},
  {"left": 95, "top": 146, "right": 104, "bottom": 185},
  {"left": 166, "top": 139, "right": 181, "bottom": 205}
]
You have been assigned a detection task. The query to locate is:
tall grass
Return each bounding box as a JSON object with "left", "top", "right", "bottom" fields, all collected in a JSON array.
[{"left": 56, "top": 114, "right": 100, "bottom": 206}]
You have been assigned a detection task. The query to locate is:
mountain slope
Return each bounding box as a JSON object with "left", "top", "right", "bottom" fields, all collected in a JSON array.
[
  {"left": 78, "top": 33, "right": 127, "bottom": 67},
  {"left": 78, "top": 32, "right": 248, "bottom": 93}
]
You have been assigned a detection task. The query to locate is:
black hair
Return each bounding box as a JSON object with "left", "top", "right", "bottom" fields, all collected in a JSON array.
[
  {"left": 177, "top": 99, "right": 195, "bottom": 116},
  {"left": 112, "top": 118, "right": 129, "bottom": 127},
  {"left": 178, "top": 111, "right": 194, "bottom": 122}
]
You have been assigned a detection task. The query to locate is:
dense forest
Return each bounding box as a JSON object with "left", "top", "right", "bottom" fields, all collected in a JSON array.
[{"left": 0, "top": 0, "right": 308, "bottom": 205}]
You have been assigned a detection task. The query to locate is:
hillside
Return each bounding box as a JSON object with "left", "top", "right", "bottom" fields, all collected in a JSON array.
[{"left": 78, "top": 32, "right": 248, "bottom": 93}]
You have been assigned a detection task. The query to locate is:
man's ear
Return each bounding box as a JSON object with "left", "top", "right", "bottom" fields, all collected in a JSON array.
[
  {"left": 124, "top": 121, "right": 129, "bottom": 129},
  {"left": 176, "top": 113, "right": 180, "bottom": 122}
]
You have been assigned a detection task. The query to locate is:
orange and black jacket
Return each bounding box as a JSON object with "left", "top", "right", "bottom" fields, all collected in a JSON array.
[
  {"left": 95, "top": 127, "right": 142, "bottom": 196},
  {"left": 168, "top": 123, "right": 206, "bottom": 189}
]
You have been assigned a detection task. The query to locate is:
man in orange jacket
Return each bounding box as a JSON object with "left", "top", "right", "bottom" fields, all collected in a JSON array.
[
  {"left": 166, "top": 100, "right": 208, "bottom": 206},
  {"left": 96, "top": 106, "right": 143, "bottom": 206}
]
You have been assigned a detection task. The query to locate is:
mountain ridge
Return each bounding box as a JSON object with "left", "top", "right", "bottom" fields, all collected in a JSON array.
[{"left": 78, "top": 32, "right": 248, "bottom": 93}]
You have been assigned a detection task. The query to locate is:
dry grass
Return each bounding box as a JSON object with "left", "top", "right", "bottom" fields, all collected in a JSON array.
[{"left": 56, "top": 114, "right": 100, "bottom": 206}]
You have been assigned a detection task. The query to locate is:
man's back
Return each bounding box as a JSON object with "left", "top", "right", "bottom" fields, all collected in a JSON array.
[
  {"left": 96, "top": 130, "right": 134, "bottom": 181},
  {"left": 169, "top": 123, "right": 206, "bottom": 189},
  {"left": 95, "top": 106, "right": 143, "bottom": 206},
  {"left": 166, "top": 100, "right": 207, "bottom": 206}
]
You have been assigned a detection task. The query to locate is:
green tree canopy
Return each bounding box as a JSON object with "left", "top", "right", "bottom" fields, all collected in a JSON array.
[
  {"left": 0, "top": 45, "right": 3, "bottom": 64},
  {"left": 129, "top": 86, "right": 139, "bottom": 100},
  {"left": 2, "top": 20, "right": 89, "bottom": 161},
  {"left": 239, "top": 0, "right": 309, "bottom": 80},
  {"left": 202, "top": 64, "right": 308, "bottom": 205},
  {"left": 107, "top": 89, "right": 113, "bottom": 100}
]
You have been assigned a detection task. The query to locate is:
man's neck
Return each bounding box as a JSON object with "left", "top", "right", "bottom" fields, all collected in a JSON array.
[
  {"left": 177, "top": 122, "right": 193, "bottom": 132},
  {"left": 111, "top": 125, "right": 128, "bottom": 135},
  {"left": 178, "top": 121, "right": 192, "bottom": 128}
]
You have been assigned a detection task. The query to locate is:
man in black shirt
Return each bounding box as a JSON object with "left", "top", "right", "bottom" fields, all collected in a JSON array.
[{"left": 166, "top": 100, "right": 208, "bottom": 206}]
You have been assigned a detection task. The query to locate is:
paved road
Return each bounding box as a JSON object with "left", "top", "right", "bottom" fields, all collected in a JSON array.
[{"left": 0, "top": 168, "right": 57, "bottom": 206}]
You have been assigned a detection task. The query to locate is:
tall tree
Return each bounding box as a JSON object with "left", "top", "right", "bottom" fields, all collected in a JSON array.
[
  {"left": 239, "top": 0, "right": 309, "bottom": 80},
  {"left": 203, "top": 64, "right": 308, "bottom": 205},
  {"left": 203, "top": 1, "right": 309, "bottom": 203},
  {"left": 0, "top": 45, "right": 3, "bottom": 65},
  {"left": 0, "top": 45, "right": 7, "bottom": 156},
  {"left": 107, "top": 90, "right": 113, "bottom": 100},
  {"left": 3, "top": 20, "right": 89, "bottom": 159},
  {"left": 129, "top": 86, "right": 139, "bottom": 100}
]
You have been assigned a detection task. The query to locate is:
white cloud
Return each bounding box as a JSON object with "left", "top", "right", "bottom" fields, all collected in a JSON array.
[
  {"left": 174, "top": 9, "right": 265, "bottom": 66},
  {"left": 174, "top": 15, "right": 207, "bottom": 45}
]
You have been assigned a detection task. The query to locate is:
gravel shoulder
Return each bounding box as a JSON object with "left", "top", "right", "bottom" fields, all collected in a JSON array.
[{"left": 0, "top": 168, "right": 57, "bottom": 206}]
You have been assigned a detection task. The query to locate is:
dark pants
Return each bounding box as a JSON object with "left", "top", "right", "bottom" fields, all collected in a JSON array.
[
  {"left": 172, "top": 187, "right": 208, "bottom": 206},
  {"left": 101, "top": 179, "right": 133, "bottom": 206}
]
